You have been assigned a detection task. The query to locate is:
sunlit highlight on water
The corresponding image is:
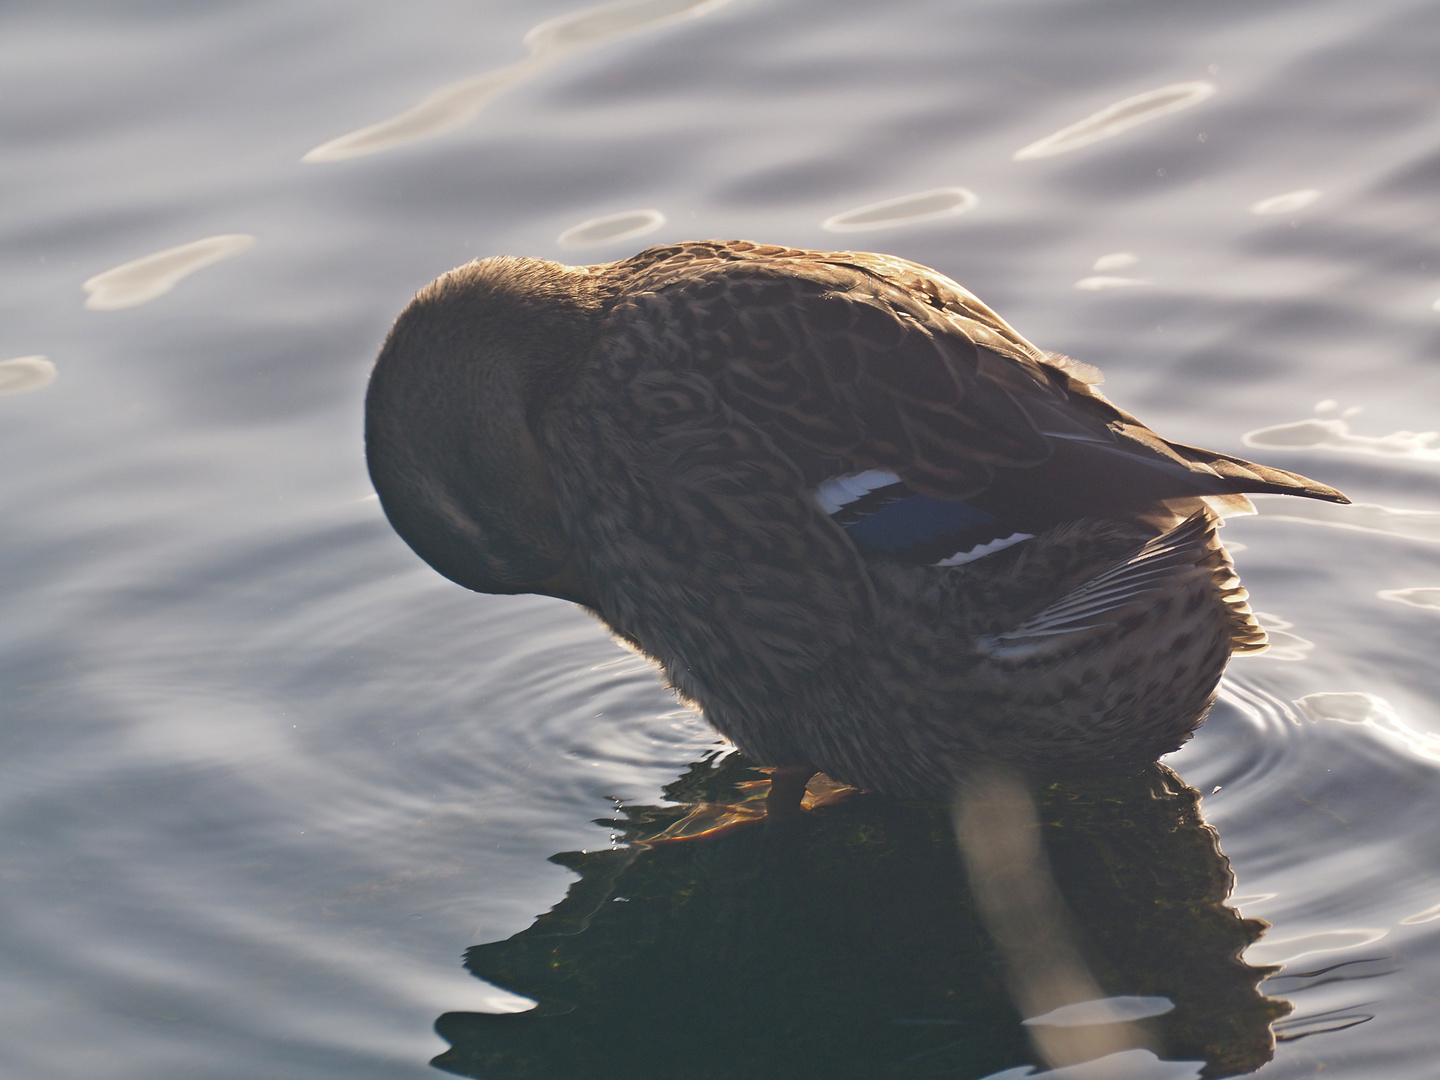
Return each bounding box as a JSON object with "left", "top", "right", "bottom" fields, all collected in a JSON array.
[
  {"left": 821, "top": 187, "right": 977, "bottom": 231},
  {"left": 1295, "top": 692, "right": 1440, "bottom": 762},
  {"left": 1378, "top": 587, "right": 1440, "bottom": 613},
  {"left": 1073, "top": 275, "right": 1150, "bottom": 291},
  {"left": 302, "top": 0, "right": 733, "bottom": 162},
  {"left": 1245, "top": 929, "right": 1389, "bottom": 967},
  {"left": 1022, "top": 997, "right": 1175, "bottom": 1027},
  {"left": 980, "top": 1048, "right": 1204, "bottom": 1080},
  {"left": 557, "top": 208, "right": 666, "bottom": 248},
  {"left": 1251, "top": 496, "right": 1440, "bottom": 543},
  {"left": 81, "top": 235, "right": 257, "bottom": 311},
  {"left": 1244, "top": 416, "right": 1440, "bottom": 460},
  {"left": 1249, "top": 189, "right": 1322, "bottom": 215},
  {"left": 1091, "top": 253, "right": 1139, "bottom": 272},
  {"left": 0, "top": 355, "right": 57, "bottom": 394},
  {"left": 1400, "top": 903, "right": 1440, "bottom": 926},
  {"left": 1013, "top": 82, "right": 1215, "bottom": 161},
  {"left": 1240, "top": 612, "right": 1313, "bottom": 662}
]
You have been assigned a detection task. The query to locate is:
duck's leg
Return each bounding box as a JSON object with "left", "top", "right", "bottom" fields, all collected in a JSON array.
[{"left": 766, "top": 763, "right": 817, "bottom": 819}]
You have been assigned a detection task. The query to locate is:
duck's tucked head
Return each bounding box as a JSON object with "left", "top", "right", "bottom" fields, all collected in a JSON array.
[{"left": 365, "top": 256, "right": 602, "bottom": 601}]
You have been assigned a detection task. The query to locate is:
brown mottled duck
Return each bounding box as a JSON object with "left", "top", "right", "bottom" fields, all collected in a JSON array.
[{"left": 364, "top": 240, "right": 1346, "bottom": 809}]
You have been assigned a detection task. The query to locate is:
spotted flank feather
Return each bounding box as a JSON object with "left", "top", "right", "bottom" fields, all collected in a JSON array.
[
  {"left": 979, "top": 514, "right": 1209, "bottom": 658},
  {"left": 978, "top": 511, "right": 1265, "bottom": 661}
]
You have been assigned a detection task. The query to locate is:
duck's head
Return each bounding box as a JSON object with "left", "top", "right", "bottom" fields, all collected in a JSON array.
[{"left": 365, "top": 256, "right": 603, "bottom": 604}]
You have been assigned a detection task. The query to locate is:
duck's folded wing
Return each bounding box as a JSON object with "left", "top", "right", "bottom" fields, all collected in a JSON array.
[
  {"left": 604, "top": 251, "right": 1346, "bottom": 521},
  {"left": 975, "top": 512, "right": 1267, "bottom": 662},
  {"left": 608, "top": 254, "right": 1063, "bottom": 498}
]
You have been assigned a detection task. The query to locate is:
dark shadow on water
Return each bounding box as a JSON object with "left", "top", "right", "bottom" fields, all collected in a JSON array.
[{"left": 432, "top": 755, "right": 1288, "bottom": 1080}]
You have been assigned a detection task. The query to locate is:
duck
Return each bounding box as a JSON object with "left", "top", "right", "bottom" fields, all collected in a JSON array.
[{"left": 364, "top": 240, "right": 1347, "bottom": 808}]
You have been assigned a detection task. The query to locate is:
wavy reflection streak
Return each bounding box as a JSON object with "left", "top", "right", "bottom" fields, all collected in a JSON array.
[
  {"left": 1243, "top": 416, "right": 1440, "bottom": 462},
  {"left": 1091, "top": 253, "right": 1139, "bottom": 272},
  {"left": 1073, "top": 275, "right": 1151, "bottom": 291},
  {"left": 1378, "top": 587, "right": 1440, "bottom": 612},
  {"left": 82, "top": 234, "right": 257, "bottom": 311},
  {"left": 1013, "top": 82, "right": 1215, "bottom": 161},
  {"left": 0, "top": 354, "right": 57, "bottom": 394},
  {"left": 1249, "top": 189, "right": 1322, "bottom": 215},
  {"left": 302, "top": 0, "right": 733, "bottom": 162},
  {"left": 1295, "top": 693, "right": 1440, "bottom": 764},
  {"left": 1250, "top": 495, "right": 1440, "bottom": 543},
  {"left": 821, "top": 187, "right": 978, "bottom": 232},
  {"left": 557, "top": 209, "right": 666, "bottom": 248}
]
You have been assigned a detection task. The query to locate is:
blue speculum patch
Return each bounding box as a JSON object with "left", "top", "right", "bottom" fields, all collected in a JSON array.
[{"left": 840, "top": 495, "right": 1003, "bottom": 554}]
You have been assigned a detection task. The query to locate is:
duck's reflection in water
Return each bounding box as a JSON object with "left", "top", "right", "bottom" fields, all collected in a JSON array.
[{"left": 433, "top": 756, "right": 1287, "bottom": 1080}]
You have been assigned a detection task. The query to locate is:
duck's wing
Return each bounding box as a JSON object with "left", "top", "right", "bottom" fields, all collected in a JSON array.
[
  {"left": 600, "top": 247, "right": 1345, "bottom": 541},
  {"left": 976, "top": 511, "right": 1267, "bottom": 662},
  {"left": 823, "top": 247, "right": 1353, "bottom": 520}
]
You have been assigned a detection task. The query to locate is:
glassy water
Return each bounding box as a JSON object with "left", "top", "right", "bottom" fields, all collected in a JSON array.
[{"left": 3, "top": 1, "right": 1438, "bottom": 1076}]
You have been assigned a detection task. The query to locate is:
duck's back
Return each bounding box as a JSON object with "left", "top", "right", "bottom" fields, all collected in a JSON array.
[{"left": 587, "top": 241, "right": 1342, "bottom": 519}]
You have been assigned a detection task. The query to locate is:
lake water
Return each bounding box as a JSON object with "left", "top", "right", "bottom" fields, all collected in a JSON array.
[{"left": 3, "top": 0, "right": 1439, "bottom": 1076}]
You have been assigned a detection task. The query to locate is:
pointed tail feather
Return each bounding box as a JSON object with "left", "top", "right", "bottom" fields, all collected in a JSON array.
[{"left": 1164, "top": 440, "right": 1349, "bottom": 505}]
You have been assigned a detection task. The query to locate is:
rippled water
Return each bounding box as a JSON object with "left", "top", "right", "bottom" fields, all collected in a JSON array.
[{"left": 3, "top": 0, "right": 1439, "bottom": 1076}]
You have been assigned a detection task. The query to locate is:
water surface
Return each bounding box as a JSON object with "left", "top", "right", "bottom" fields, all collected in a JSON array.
[{"left": 3, "top": 0, "right": 1439, "bottom": 1076}]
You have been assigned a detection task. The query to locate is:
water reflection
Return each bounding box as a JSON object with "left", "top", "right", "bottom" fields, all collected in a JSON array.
[
  {"left": 1075, "top": 253, "right": 1148, "bottom": 291},
  {"left": 1243, "top": 416, "right": 1440, "bottom": 462},
  {"left": 0, "top": 354, "right": 57, "bottom": 394},
  {"left": 81, "top": 234, "right": 256, "bottom": 311},
  {"left": 432, "top": 755, "right": 1286, "bottom": 1080},
  {"left": 1073, "top": 275, "right": 1150, "bottom": 291},
  {"left": 1250, "top": 495, "right": 1440, "bottom": 543},
  {"left": 1400, "top": 904, "right": 1440, "bottom": 926},
  {"left": 982, "top": 1050, "right": 1202, "bottom": 1080},
  {"left": 1012, "top": 82, "right": 1215, "bottom": 161},
  {"left": 821, "top": 187, "right": 978, "bottom": 231},
  {"left": 1091, "top": 253, "right": 1139, "bottom": 272},
  {"left": 1379, "top": 587, "right": 1440, "bottom": 613},
  {"left": 1023, "top": 998, "right": 1175, "bottom": 1027},
  {"left": 953, "top": 769, "right": 1189, "bottom": 1073},
  {"left": 557, "top": 208, "right": 666, "bottom": 248},
  {"left": 302, "top": 0, "right": 732, "bottom": 163},
  {"left": 1246, "top": 929, "right": 1389, "bottom": 968},
  {"left": 1237, "top": 613, "right": 1312, "bottom": 663},
  {"left": 1249, "top": 190, "right": 1322, "bottom": 216},
  {"left": 1295, "top": 692, "right": 1440, "bottom": 764}
]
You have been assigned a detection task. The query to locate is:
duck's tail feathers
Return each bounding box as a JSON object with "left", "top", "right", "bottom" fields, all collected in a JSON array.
[
  {"left": 1133, "top": 507, "right": 1270, "bottom": 656},
  {"left": 1194, "top": 510, "right": 1269, "bottom": 654},
  {"left": 1164, "top": 440, "right": 1350, "bottom": 505}
]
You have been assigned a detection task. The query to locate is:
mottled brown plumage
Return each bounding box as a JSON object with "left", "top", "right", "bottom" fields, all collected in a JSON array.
[{"left": 365, "top": 240, "right": 1347, "bottom": 797}]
